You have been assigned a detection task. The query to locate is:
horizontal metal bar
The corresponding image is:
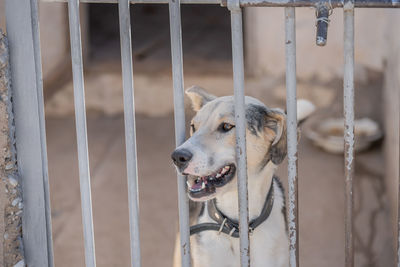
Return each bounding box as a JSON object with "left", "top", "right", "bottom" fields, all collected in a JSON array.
[
  {"left": 42, "top": 0, "right": 221, "bottom": 4},
  {"left": 67, "top": 0, "right": 97, "bottom": 266},
  {"left": 41, "top": 0, "right": 400, "bottom": 7},
  {"left": 239, "top": 0, "right": 400, "bottom": 7}
]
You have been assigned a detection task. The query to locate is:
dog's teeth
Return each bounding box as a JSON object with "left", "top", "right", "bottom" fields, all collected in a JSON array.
[
  {"left": 216, "top": 173, "right": 221, "bottom": 178},
  {"left": 201, "top": 182, "right": 205, "bottom": 189}
]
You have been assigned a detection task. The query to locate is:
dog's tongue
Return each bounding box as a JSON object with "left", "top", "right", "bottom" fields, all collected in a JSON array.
[
  {"left": 191, "top": 176, "right": 208, "bottom": 190},
  {"left": 191, "top": 182, "right": 203, "bottom": 191}
]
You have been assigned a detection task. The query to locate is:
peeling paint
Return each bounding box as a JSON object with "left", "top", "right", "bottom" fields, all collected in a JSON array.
[
  {"left": 285, "top": 6, "right": 299, "bottom": 267},
  {"left": 343, "top": 6, "right": 355, "bottom": 266}
]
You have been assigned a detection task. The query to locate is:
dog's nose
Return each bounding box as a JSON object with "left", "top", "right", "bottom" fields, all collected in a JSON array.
[{"left": 171, "top": 149, "right": 193, "bottom": 169}]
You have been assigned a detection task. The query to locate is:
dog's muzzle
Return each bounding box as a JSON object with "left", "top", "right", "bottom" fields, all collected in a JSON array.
[{"left": 185, "top": 164, "right": 236, "bottom": 201}]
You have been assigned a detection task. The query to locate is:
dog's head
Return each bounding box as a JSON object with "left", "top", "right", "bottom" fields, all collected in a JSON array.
[{"left": 171, "top": 86, "right": 314, "bottom": 202}]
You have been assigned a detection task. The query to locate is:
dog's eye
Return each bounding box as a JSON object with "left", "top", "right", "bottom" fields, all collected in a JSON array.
[
  {"left": 219, "top": 122, "right": 234, "bottom": 132},
  {"left": 190, "top": 124, "right": 196, "bottom": 133}
]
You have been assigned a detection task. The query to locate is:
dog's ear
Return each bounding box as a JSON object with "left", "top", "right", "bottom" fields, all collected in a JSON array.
[
  {"left": 186, "top": 86, "right": 216, "bottom": 112},
  {"left": 265, "top": 109, "right": 287, "bottom": 165}
]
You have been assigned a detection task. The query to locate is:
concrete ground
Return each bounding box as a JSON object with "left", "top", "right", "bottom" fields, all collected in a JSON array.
[
  {"left": 46, "top": 111, "right": 394, "bottom": 267},
  {"left": 43, "top": 7, "right": 394, "bottom": 264}
]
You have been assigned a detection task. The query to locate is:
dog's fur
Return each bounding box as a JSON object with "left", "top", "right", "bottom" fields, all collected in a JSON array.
[{"left": 172, "top": 86, "right": 314, "bottom": 267}]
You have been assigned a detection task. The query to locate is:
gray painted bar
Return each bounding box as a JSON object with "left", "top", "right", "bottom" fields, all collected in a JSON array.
[
  {"left": 118, "top": 0, "right": 142, "bottom": 266},
  {"left": 228, "top": 0, "right": 250, "bottom": 265},
  {"left": 343, "top": 1, "right": 355, "bottom": 267},
  {"left": 42, "top": 0, "right": 400, "bottom": 7},
  {"left": 7, "top": 0, "right": 400, "bottom": 266},
  {"left": 285, "top": 6, "right": 299, "bottom": 267},
  {"left": 30, "top": 0, "right": 55, "bottom": 265},
  {"left": 5, "top": 0, "right": 51, "bottom": 265},
  {"left": 168, "top": 0, "right": 192, "bottom": 266},
  {"left": 67, "top": 0, "right": 97, "bottom": 266}
]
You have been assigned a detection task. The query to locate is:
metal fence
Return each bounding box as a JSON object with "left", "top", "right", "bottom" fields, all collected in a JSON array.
[{"left": 4, "top": 0, "right": 400, "bottom": 267}]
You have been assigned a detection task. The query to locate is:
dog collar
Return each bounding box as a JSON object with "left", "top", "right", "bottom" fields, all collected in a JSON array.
[{"left": 190, "top": 176, "right": 275, "bottom": 238}]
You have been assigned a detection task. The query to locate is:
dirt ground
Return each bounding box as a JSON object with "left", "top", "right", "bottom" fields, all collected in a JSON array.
[{"left": 45, "top": 110, "right": 394, "bottom": 267}]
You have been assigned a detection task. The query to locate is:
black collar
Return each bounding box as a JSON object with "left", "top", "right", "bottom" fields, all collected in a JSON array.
[{"left": 190, "top": 178, "right": 275, "bottom": 238}]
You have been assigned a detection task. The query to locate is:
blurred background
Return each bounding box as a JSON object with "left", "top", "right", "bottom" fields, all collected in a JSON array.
[{"left": 0, "top": 1, "right": 399, "bottom": 266}]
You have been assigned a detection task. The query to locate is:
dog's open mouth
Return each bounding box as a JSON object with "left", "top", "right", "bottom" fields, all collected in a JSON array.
[{"left": 185, "top": 164, "right": 236, "bottom": 200}]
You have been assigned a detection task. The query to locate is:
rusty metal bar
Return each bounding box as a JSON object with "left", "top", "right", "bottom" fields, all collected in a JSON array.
[
  {"left": 118, "top": 0, "right": 142, "bottom": 266},
  {"left": 42, "top": 0, "right": 400, "bottom": 8},
  {"left": 168, "top": 0, "right": 192, "bottom": 266},
  {"left": 343, "top": 1, "right": 355, "bottom": 267},
  {"left": 237, "top": 0, "right": 400, "bottom": 7},
  {"left": 285, "top": 6, "right": 299, "bottom": 267}
]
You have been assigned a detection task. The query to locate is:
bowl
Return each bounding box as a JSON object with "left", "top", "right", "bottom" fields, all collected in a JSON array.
[{"left": 304, "top": 117, "right": 383, "bottom": 154}]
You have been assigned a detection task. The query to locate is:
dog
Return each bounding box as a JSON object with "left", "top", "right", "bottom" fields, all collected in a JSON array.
[{"left": 171, "top": 86, "right": 315, "bottom": 267}]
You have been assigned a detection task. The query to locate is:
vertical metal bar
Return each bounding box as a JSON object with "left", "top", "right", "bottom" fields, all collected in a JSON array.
[
  {"left": 285, "top": 7, "right": 299, "bottom": 267},
  {"left": 168, "top": 1, "right": 191, "bottom": 266},
  {"left": 30, "top": 0, "right": 55, "bottom": 265},
  {"left": 398, "top": 160, "right": 400, "bottom": 267},
  {"left": 343, "top": 1, "right": 355, "bottom": 267},
  {"left": 398, "top": 129, "right": 400, "bottom": 267},
  {"left": 118, "top": 1, "right": 142, "bottom": 266},
  {"left": 229, "top": 4, "right": 250, "bottom": 266},
  {"left": 5, "top": 0, "right": 50, "bottom": 266},
  {"left": 67, "top": 0, "right": 97, "bottom": 266}
]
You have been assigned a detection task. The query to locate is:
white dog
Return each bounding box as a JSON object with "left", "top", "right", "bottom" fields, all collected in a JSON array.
[{"left": 171, "top": 86, "right": 314, "bottom": 267}]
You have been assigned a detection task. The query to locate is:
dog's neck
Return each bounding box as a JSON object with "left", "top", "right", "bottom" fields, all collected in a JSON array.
[{"left": 214, "top": 161, "right": 276, "bottom": 222}]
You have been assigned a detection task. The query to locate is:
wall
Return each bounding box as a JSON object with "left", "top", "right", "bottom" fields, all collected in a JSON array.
[
  {"left": 38, "top": 2, "right": 69, "bottom": 81},
  {"left": 247, "top": 5, "right": 400, "bottom": 255},
  {"left": 0, "top": 0, "right": 69, "bottom": 84},
  {"left": 383, "top": 9, "right": 400, "bottom": 251},
  {"left": 0, "top": 0, "right": 5, "bottom": 32},
  {"left": 0, "top": 31, "right": 24, "bottom": 267},
  {"left": 245, "top": 7, "right": 387, "bottom": 82}
]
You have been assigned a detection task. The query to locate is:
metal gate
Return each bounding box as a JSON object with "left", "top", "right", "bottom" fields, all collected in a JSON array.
[{"left": 4, "top": 0, "right": 400, "bottom": 267}]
